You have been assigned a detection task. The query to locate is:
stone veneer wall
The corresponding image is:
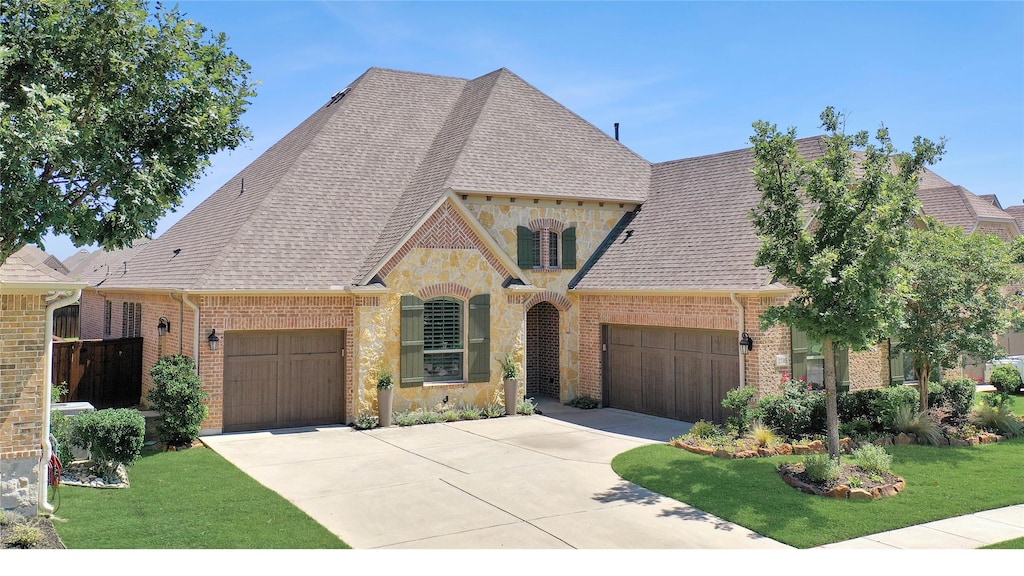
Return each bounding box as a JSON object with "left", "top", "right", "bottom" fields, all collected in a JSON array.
[
  {"left": 198, "top": 295, "right": 355, "bottom": 431},
  {"left": 0, "top": 294, "right": 47, "bottom": 514},
  {"left": 466, "top": 199, "right": 630, "bottom": 401}
]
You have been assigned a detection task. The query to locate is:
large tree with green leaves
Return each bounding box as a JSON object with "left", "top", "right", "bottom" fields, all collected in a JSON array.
[
  {"left": 0, "top": 0, "right": 256, "bottom": 262},
  {"left": 750, "top": 107, "right": 945, "bottom": 459},
  {"left": 894, "top": 218, "right": 1024, "bottom": 410}
]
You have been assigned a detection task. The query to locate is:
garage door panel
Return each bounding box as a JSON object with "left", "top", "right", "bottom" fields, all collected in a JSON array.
[
  {"left": 223, "top": 329, "right": 344, "bottom": 432},
  {"left": 607, "top": 325, "right": 738, "bottom": 424},
  {"left": 224, "top": 357, "right": 279, "bottom": 431},
  {"left": 641, "top": 348, "right": 675, "bottom": 418}
]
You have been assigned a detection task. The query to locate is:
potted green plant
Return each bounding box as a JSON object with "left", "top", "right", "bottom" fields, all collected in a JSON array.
[
  {"left": 377, "top": 364, "right": 394, "bottom": 427},
  {"left": 500, "top": 353, "right": 520, "bottom": 416}
]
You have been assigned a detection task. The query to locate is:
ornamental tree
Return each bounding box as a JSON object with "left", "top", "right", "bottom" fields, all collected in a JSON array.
[
  {"left": 750, "top": 107, "right": 945, "bottom": 459},
  {"left": 894, "top": 218, "right": 1024, "bottom": 410},
  {"left": 0, "top": 0, "right": 256, "bottom": 262}
]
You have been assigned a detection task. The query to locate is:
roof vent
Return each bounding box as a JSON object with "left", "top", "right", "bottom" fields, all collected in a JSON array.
[
  {"left": 622, "top": 229, "right": 634, "bottom": 243},
  {"left": 614, "top": 122, "right": 620, "bottom": 141},
  {"left": 173, "top": 248, "right": 181, "bottom": 257},
  {"left": 326, "top": 88, "right": 350, "bottom": 107}
]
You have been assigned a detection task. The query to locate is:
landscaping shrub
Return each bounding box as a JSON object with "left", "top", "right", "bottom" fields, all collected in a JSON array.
[
  {"left": 69, "top": 408, "right": 145, "bottom": 481},
  {"left": 972, "top": 402, "right": 1024, "bottom": 437},
  {"left": 837, "top": 389, "right": 881, "bottom": 427},
  {"left": 803, "top": 453, "right": 841, "bottom": 483},
  {"left": 990, "top": 364, "right": 1022, "bottom": 394},
  {"left": 749, "top": 421, "right": 779, "bottom": 447},
  {"left": 460, "top": 406, "right": 483, "bottom": 420},
  {"left": 6, "top": 522, "right": 44, "bottom": 548},
  {"left": 148, "top": 355, "right": 209, "bottom": 447},
  {"left": 517, "top": 397, "right": 537, "bottom": 415},
  {"left": 49, "top": 410, "right": 75, "bottom": 465},
  {"left": 873, "top": 385, "right": 919, "bottom": 430},
  {"left": 352, "top": 412, "right": 379, "bottom": 430},
  {"left": 394, "top": 410, "right": 418, "bottom": 426},
  {"left": 890, "top": 404, "right": 943, "bottom": 445},
  {"left": 688, "top": 420, "right": 720, "bottom": 439},
  {"left": 565, "top": 395, "right": 601, "bottom": 409},
  {"left": 934, "top": 377, "right": 976, "bottom": 425},
  {"left": 721, "top": 386, "right": 757, "bottom": 436},
  {"left": 838, "top": 417, "right": 874, "bottom": 440},
  {"left": 754, "top": 381, "right": 825, "bottom": 441},
  {"left": 852, "top": 444, "right": 893, "bottom": 474},
  {"left": 482, "top": 403, "right": 504, "bottom": 418},
  {"left": 417, "top": 409, "right": 441, "bottom": 424}
]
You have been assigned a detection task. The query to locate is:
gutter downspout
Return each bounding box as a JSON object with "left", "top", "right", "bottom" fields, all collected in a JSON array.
[
  {"left": 181, "top": 292, "right": 200, "bottom": 375},
  {"left": 40, "top": 289, "right": 82, "bottom": 516},
  {"left": 730, "top": 292, "right": 746, "bottom": 390}
]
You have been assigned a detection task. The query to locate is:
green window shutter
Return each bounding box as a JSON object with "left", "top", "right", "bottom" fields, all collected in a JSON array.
[
  {"left": 888, "top": 339, "right": 905, "bottom": 385},
  {"left": 517, "top": 226, "right": 534, "bottom": 268},
  {"left": 467, "top": 294, "right": 491, "bottom": 383},
  {"left": 400, "top": 294, "right": 424, "bottom": 387},
  {"left": 835, "top": 344, "right": 850, "bottom": 393},
  {"left": 791, "top": 328, "right": 808, "bottom": 382},
  {"left": 562, "top": 226, "right": 577, "bottom": 269}
]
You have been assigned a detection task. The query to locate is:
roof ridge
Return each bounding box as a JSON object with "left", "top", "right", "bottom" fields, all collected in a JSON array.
[
  {"left": 654, "top": 135, "right": 827, "bottom": 168},
  {"left": 191, "top": 69, "right": 376, "bottom": 289},
  {"left": 440, "top": 69, "right": 505, "bottom": 190}
]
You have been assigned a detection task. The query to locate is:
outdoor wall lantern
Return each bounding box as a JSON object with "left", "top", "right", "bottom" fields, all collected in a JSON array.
[
  {"left": 208, "top": 328, "right": 221, "bottom": 351},
  {"left": 157, "top": 317, "right": 171, "bottom": 337},
  {"left": 739, "top": 332, "right": 754, "bottom": 353}
]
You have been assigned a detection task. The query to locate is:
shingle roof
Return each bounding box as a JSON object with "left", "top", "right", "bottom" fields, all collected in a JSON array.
[
  {"left": 917, "top": 185, "right": 1018, "bottom": 231},
  {"left": 978, "top": 194, "right": 1002, "bottom": 209},
  {"left": 1, "top": 246, "right": 75, "bottom": 285},
  {"left": 65, "top": 239, "right": 151, "bottom": 285},
  {"left": 62, "top": 248, "right": 93, "bottom": 273},
  {"left": 98, "top": 67, "right": 649, "bottom": 291},
  {"left": 1003, "top": 205, "right": 1024, "bottom": 231},
  {"left": 15, "top": 245, "right": 70, "bottom": 276},
  {"left": 573, "top": 137, "right": 828, "bottom": 291}
]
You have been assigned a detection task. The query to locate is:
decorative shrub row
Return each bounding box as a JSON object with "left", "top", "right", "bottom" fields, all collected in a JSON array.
[
  {"left": 353, "top": 398, "right": 538, "bottom": 430},
  {"left": 68, "top": 408, "right": 145, "bottom": 482}
]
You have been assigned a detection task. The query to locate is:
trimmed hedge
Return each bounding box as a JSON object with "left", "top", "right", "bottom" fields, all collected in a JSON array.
[
  {"left": 70, "top": 408, "right": 145, "bottom": 481},
  {"left": 148, "top": 355, "right": 209, "bottom": 447}
]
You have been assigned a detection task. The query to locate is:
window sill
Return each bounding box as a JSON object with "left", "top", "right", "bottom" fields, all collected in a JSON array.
[{"left": 424, "top": 381, "right": 468, "bottom": 388}]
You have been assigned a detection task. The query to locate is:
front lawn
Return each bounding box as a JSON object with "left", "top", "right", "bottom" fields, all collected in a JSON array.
[
  {"left": 981, "top": 537, "right": 1024, "bottom": 549},
  {"left": 53, "top": 446, "right": 348, "bottom": 548},
  {"left": 612, "top": 437, "right": 1024, "bottom": 549}
]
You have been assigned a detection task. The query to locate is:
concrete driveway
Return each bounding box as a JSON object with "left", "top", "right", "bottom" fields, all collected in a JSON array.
[{"left": 201, "top": 399, "right": 790, "bottom": 549}]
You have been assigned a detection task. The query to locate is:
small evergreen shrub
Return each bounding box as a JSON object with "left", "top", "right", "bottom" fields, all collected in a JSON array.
[
  {"left": 565, "top": 396, "right": 601, "bottom": 409},
  {"left": 688, "top": 420, "right": 720, "bottom": 439},
  {"left": 721, "top": 386, "right": 758, "bottom": 436},
  {"left": 837, "top": 389, "right": 882, "bottom": 428},
  {"left": 417, "top": 410, "right": 440, "bottom": 424},
  {"left": 517, "top": 397, "right": 537, "bottom": 415},
  {"left": 352, "top": 412, "right": 379, "bottom": 430},
  {"left": 148, "top": 355, "right": 209, "bottom": 447},
  {"left": 803, "top": 453, "right": 841, "bottom": 483},
  {"left": 7, "top": 522, "right": 44, "bottom": 548},
  {"left": 49, "top": 410, "right": 75, "bottom": 465},
  {"left": 990, "top": 364, "right": 1022, "bottom": 394},
  {"left": 754, "top": 380, "right": 826, "bottom": 441},
  {"left": 852, "top": 444, "right": 893, "bottom": 474},
  {"left": 873, "top": 385, "right": 919, "bottom": 430},
  {"left": 838, "top": 417, "right": 873, "bottom": 440},
  {"left": 394, "top": 411, "right": 419, "bottom": 426},
  {"left": 934, "top": 377, "right": 976, "bottom": 426},
  {"left": 440, "top": 408, "right": 463, "bottom": 422},
  {"left": 482, "top": 403, "right": 504, "bottom": 418},
  {"left": 460, "top": 406, "right": 482, "bottom": 420},
  {"left": 70, "top": 408, "right": 145, "bottom": 481}
]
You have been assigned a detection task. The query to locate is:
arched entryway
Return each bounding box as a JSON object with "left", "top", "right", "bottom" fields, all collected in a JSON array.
[{"left": 527, "top": 301, "right": 560, "bottom": 398}]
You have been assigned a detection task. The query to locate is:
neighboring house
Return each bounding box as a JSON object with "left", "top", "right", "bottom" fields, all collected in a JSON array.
[
  {"left": 70, "top": 66, "right": 1022, "bottom": 434},
  {"left": 0, "top": 247, "right": 85, "bottom": 515}
]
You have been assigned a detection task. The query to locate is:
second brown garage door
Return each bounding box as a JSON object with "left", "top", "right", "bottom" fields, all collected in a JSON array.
[
  {"left": 603, "top": 325, "right": 739, "bottom": 424},
  {"left": 223, "top": 330, "right": 344, "bottom": 432}
]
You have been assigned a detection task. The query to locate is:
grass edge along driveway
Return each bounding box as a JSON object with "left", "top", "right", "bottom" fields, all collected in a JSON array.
[
  {"left": 612, "top": 437, "right": 1024, "bottom": 549},
  {"left": 53, "top": 446, "right": 348, "bottom": 549}
]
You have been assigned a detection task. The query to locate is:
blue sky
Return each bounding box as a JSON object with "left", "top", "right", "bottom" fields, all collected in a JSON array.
[{"left": 44, "top": 0, "right": 1024, "bottom": 261}]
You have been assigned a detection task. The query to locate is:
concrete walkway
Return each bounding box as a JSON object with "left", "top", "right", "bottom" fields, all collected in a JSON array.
[{"left": 202, "top": 398, "right": 1023, "bottom": 549}]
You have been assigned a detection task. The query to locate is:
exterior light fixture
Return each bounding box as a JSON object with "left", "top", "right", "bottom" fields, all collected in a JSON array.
[
  {"left": 208, "top": 328, "right": 220, "bottom": 351},
  {"left": 739, "top": 332, "right": 754, "bottom": 353},
  {"left": 157, "top": 317, "right": 171, "bottom": 337}
]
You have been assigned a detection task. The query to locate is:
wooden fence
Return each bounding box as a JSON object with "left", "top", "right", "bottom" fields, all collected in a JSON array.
[
  {"left": 52, "top": 338, "right": 143, "bottom": 409},
  {"left": 53, "top": 304, "right": 79, "bottom": 339}
]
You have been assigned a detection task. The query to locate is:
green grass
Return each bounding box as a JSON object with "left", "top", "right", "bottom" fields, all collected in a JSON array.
[
  {"left": 612, "top": 437, "right": 1024, "bottom": 549},
  {"left": 980, "top": 537, "right": 1024, "bottom": 549},
  {"left": 52, "top": 446, "right": 348, "bottom": 549},
  {"left": 975, "top": 392, "right": 1024, "bottom": 417}
]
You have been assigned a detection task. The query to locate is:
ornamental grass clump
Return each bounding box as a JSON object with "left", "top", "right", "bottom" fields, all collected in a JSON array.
[
  {"left": 749, "top": 421, "right": 780, "bottom": 448},
  {"left": 891, "top": 404, "right": 944, "bottom": 445},
  {"left": 971, "top": 401, "right": 1023, "bottom": 437}
]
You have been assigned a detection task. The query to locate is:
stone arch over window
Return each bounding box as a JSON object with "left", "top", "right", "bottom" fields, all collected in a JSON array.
[{"left": 418, "top": 283, "right": 473, "bottom": 301}]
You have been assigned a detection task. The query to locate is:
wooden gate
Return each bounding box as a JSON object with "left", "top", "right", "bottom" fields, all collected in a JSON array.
[{"left": 52, "top": 338, "right": 143, "bottom": 408}]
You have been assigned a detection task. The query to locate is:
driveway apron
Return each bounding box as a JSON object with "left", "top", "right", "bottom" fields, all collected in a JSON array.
[{"left": 201, "top": 399, "right": 790, "bottom": 549}]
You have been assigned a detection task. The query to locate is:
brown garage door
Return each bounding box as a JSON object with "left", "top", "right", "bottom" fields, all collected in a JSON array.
[
  {"left": 223, "top": 330, "right": 344, "bottom": 432},
  {"left": 603, "top": 325, "right": 739, "bottom": 424}
]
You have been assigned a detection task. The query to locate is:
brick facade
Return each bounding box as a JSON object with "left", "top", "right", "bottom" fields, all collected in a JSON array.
[{"left": 0, "top": 293, "right": 47, "bottom": 513}]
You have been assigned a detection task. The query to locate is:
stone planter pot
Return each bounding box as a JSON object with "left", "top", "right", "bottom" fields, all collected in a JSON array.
[
  {"left": 378, "top": 387, "right": 394, "bottom": 427},
  {"left": 504, "top": 378, "right": 519, "bottom": 416}
]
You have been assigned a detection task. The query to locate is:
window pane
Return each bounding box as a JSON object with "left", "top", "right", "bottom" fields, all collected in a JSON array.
[
  {"left": 424, "top": 298, "right": 462, "bottom": 350},
  {"left": 808, "top": 359, "right": 824, "bottom": 386},
  {"left": 531, "top": 230, "right": 541, "bottom": 269},
  {"left": 548, "top": 231, "right": 558, "bottom": 267},
  {"left": 425, "top": 352, "right": 463, "bottom": 382}
]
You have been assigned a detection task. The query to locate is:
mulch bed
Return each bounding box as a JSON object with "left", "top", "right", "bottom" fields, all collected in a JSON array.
[
  {"left": 777, "top": 462, "right": 906, "bottom": 500},
  {"left": 1, "top": 516, "right": 65, "bottom": 549}
]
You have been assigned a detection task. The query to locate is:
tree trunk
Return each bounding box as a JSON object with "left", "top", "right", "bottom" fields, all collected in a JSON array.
[
  {"left": 918, "top": 365, "right": 931, "bottom": 412},
  {"left": 822, "top": 338, "right": 841, "bottom": 461}
]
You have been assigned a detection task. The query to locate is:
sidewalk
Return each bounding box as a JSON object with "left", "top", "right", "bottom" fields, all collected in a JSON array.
[{"left": 820, "top": 504, "right": 1024, "bottom": 549}]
